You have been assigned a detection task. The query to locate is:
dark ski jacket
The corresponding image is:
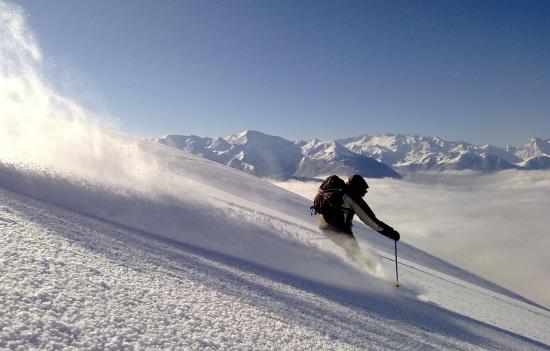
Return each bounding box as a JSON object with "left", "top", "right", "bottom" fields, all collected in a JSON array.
[{"left": 318, "top": 190, "right": 400, "bottom": 241}]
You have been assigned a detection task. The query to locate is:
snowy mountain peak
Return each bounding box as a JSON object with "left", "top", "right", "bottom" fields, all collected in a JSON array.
[
  {"left": 301, "top": 139, "right": 346, "bottom": 159},
  {"left": 516, "top": 137, "right": 550, "bottom": 160},
  {"left": 226, "top": 129, "right": 263, "bottom": 144},
  {"left": 225, "top": 130, "right": 291, "bottom": 146}
]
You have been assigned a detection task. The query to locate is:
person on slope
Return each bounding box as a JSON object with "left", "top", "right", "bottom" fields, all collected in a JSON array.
[{"left": 312, "top": 174, "right": 400, "bottom": 264}]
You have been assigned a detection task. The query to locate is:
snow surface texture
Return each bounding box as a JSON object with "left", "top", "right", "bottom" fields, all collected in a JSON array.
[
  {"left": 1, "top": 2, "right": 549, "bottom": 349},
  {"left": 2, "top": 173, "right": 550, "bottom": 350}
]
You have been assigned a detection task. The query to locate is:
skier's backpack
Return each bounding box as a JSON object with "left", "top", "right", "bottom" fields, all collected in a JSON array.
[{"left": 310, "top": 175, "right": 346, "bottom": 216}]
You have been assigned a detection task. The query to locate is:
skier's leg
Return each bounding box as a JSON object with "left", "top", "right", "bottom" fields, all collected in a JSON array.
[
  {"left": 322, "top": 229, "right": 378, "bottom": 271},
  {"left": 321, "top": 229, "right": 361, "bottom": 260}
]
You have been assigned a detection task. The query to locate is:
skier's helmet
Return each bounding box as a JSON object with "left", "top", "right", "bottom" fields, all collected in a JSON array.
[{"left": 347, "top": 174, "right": 369, "bottom": 194}]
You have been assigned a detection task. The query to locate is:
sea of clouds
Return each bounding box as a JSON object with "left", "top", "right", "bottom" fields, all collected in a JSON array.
[{"left": 272, "top": 171, "right": 550, "bottom": 309}]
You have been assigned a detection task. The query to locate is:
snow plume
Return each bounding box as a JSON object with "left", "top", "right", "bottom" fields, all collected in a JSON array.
[{"left": 0, "top": 1, "right": 161, "bottom": 191}]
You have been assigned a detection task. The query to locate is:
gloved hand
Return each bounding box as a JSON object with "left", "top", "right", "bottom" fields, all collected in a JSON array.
[
  {"left": 390, "top": 229, "right": 400, "bottom": 242},
  {"left": 380, "top": 226, "right": 400, "bottom": 241}
]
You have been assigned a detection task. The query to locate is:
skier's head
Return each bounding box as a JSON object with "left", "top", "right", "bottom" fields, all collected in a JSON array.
[{"left": 347, "top": 174, "right": 369, "bottom": 196}]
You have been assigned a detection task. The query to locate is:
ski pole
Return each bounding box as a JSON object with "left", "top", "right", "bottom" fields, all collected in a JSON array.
[{"left": 394, "top": 240, "right": 400, "bottom": 288}]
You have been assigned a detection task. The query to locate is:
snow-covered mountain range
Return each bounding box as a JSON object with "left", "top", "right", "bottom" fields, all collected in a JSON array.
[
  {"left": 156, "top": 131, "right": 550, "bottom": 178},
  {"left": 339, "top": 134, "right": 550, "bottom": 172},
  {"left": 156, "top": 130, "right": 401, "bottom": 179}
]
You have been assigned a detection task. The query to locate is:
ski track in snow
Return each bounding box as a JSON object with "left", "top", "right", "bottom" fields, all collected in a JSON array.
[{"left": 1, "top": 187, "right": 549, "bottom": 351}]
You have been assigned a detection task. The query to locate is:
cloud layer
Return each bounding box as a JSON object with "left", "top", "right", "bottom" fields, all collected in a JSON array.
[{"left": 273, "top": 171, "right": 550, "bottom": 308}]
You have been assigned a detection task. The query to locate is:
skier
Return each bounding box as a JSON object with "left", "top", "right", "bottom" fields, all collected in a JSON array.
[{"left": 312, "top": 174, "right": 400, "bottom": 264}]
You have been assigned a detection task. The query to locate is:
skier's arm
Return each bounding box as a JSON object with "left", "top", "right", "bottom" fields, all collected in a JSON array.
[
  {"left": 342, "top": 193, "right": 384, "bottom": 231},
  {"left": 343, "top": 194, "right": 400, "bottom": 241}
]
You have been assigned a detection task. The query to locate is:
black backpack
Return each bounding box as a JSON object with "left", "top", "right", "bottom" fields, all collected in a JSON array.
[{"left": 310, "top": 175, "right": 346, "bottom": 217}]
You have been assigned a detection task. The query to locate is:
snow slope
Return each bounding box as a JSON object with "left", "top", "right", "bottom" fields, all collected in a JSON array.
[{"left": 1, "top": 141, "right": 549, "bottom": 350}]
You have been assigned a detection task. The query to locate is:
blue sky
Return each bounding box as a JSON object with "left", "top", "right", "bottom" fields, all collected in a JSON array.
[{"left": 15, "top": 0, "right": 550, "bottom": 146}]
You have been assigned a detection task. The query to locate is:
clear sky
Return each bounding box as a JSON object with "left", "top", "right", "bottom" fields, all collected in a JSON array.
[{"left": 14, "top": 0, "right": 550, "bottom": 146}]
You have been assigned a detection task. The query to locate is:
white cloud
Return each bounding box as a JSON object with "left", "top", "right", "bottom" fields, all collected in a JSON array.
[{"left": 272, "top": 171, "right": 550, "bottom": 308}]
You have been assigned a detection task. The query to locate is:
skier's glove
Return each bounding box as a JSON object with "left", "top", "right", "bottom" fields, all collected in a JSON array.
[
  {"left": 391, "top": 230, "right": 400, "bottom": 242},
  {"left": 380, "top": 226, "right": 400, "bottom": 241}
]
